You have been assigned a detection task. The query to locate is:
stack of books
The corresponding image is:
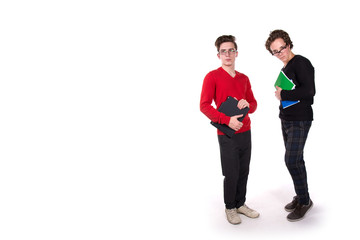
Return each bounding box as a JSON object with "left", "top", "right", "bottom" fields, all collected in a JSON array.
[{"left": 274, "top": 71, "right": 300, "bottom": 109}]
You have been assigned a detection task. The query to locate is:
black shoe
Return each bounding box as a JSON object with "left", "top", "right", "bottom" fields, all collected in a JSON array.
[
  {"left": 284, "top": 196, "right": 299, "bottom": 212},
  {"left": 287, "top": 199, "right": 313, "bottom": 222}
]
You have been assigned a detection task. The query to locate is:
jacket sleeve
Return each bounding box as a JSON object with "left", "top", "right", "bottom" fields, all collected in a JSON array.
[{"left": 200, "top": 73, "right": 230, "bottom": 125}]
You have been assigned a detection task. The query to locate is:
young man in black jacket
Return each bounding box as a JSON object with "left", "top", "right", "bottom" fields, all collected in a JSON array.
[{"left": 265, "top": 29, "right": 316, "bottom": 222}]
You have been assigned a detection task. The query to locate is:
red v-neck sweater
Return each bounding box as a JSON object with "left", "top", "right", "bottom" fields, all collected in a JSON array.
[{"left": 200, "top": 67, "right": 257, "bottom": 135}]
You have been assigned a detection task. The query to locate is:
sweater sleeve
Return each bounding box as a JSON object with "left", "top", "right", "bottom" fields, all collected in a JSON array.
[
  {"left": 200, "top": 73, "right": 230, "bottom": 125},
  {"left": 281, "top": 58, "right": 315, "bottom": 101},
  {"left": 245, "top": 78, "right": 257, "bottom": 114}
]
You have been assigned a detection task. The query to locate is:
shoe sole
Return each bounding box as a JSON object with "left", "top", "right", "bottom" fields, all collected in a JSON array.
[
  {"left": 237, "top": 212, "right": 260, "bottom": 218},
  {"left": 287, "top": 203, "right": 313, "bottom": 222},
  {"left": 228, "top": 220, "right": 242, "bottom": 225},
  {"left": 284, "top": 207, "right": 295, "bottom": 212}
]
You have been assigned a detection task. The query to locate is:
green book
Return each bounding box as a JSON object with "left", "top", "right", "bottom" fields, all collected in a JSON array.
[{"left": 274, "top": 71, "right": 295, "bottom": 90}]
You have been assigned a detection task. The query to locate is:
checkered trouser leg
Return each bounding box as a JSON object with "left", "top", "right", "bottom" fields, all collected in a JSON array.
[{"left": 281, "top": 120, "right": 312, "bottom": 205}]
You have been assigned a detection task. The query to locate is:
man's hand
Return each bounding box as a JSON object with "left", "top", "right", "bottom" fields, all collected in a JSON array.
[
  {"left": 237, "top": 99, "right": 249, "bottom": 109},
  {"left": 275, "top": 86, "right": 282, "bottom": 100},
  {"left": 228, "top": 115, "right": 244, "bottom": 131}
]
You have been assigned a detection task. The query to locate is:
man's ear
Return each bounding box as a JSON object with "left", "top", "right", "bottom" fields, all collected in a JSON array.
[{"left": 217, "top": 53, "right": 220, "bottom": 59}]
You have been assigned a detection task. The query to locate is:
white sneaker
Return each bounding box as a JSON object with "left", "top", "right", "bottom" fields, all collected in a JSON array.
[
  {"left": 225, "top": 208, "right": 242, "bottom": 224},
  {"left": 237, "top": 204, "right": 260, "bottom": 218}
]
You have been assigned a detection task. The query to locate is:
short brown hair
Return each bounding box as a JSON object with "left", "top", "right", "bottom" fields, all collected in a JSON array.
[
  {"left": 215, "top": 35, "right": 237, "bottom": 52},
  {"left": 265, "top": 30, "right": 293, "bottom": 54}
]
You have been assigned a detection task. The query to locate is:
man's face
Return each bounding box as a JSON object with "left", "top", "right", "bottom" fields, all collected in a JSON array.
[
  {"left": 270, "top": 38, "right": 290, "bottom": 63},
  {"left": 217, "top": 42, "right": 238, "bottom": 67}
]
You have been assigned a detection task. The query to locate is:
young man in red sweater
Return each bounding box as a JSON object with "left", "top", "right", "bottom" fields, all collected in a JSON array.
[{"left": 200, "top": 35, "right": 259, "bottom": 224}]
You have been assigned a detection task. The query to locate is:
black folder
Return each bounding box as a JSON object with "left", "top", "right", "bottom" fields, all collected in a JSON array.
[{"left": 211, "top": 96, "right": 249, "bottom": 137}]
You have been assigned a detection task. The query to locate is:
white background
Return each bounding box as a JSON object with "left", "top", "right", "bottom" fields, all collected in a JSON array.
[{"left": 0, "top": 0, "right": 359, "bottom": 239}]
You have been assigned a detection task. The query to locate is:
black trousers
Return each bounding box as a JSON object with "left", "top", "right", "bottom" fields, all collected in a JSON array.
[{"left": 218, "top": 130, "right": 251, "bottom": 209}]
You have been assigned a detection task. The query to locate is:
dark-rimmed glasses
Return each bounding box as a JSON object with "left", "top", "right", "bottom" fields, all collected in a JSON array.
[{"left": 271, "top": 44, "right": 287, "bottom": 56}]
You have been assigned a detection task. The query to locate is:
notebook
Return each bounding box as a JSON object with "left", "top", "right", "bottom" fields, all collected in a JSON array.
[{"left": 210, "top": 96, "right": 249, "bottom": 137}]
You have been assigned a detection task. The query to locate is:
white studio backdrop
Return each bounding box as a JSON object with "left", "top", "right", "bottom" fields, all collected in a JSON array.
[{"left": 0, "top": 0, "right": 359, "bottom": 239}]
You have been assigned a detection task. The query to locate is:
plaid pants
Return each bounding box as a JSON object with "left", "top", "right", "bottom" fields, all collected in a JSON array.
[{"left": 281, "top": 120, "right": 312, "bottom": 205}]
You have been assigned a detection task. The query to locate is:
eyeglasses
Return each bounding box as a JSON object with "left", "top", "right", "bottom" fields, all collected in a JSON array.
[
  {"left": 219, "top": 48, "right": 237, "bottom": 55},
  {"left": 271, "top": 44, "right": 287, "bottom": 56}
]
